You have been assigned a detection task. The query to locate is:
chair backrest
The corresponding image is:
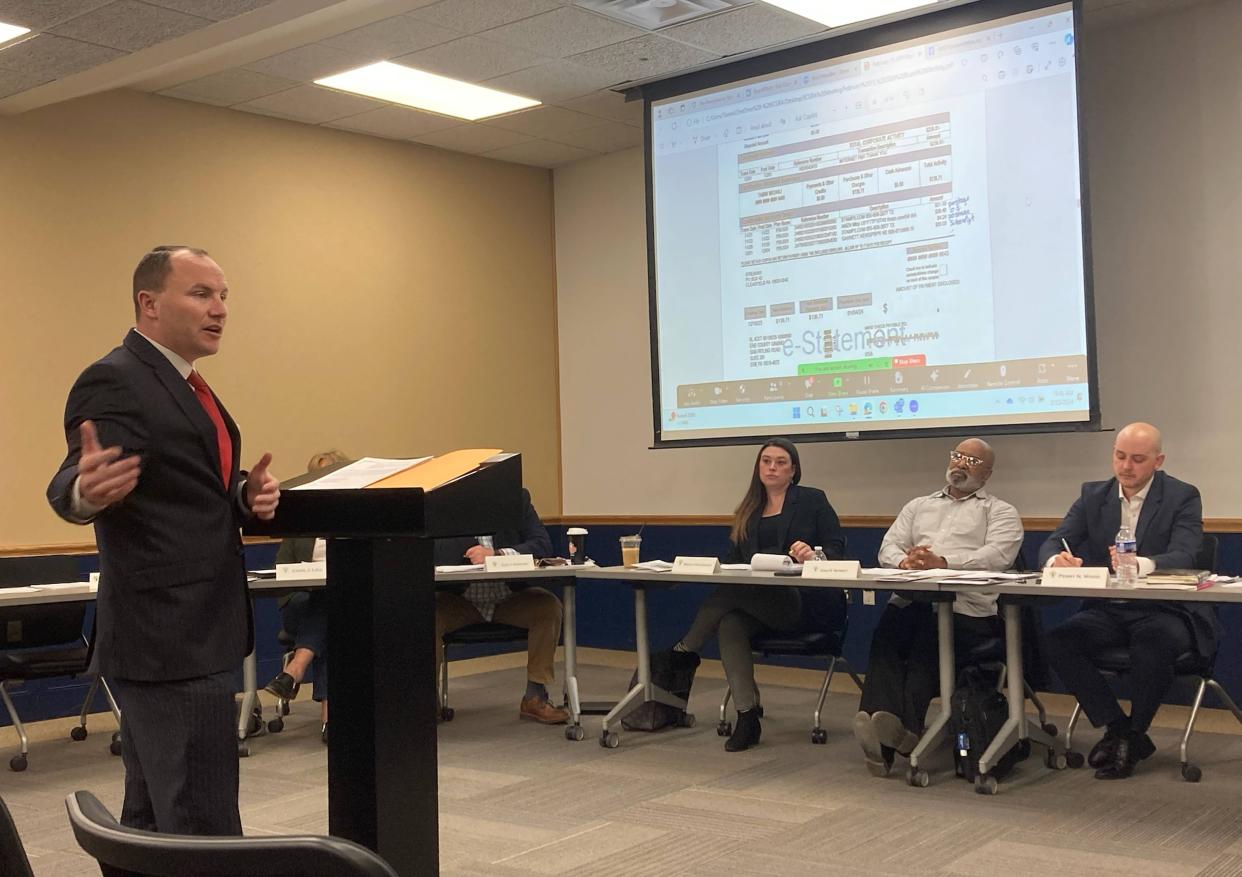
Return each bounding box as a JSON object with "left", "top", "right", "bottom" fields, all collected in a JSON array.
[
  {"left": 0, "top": 795, "right": 35, "bottom": 877},
  {"left": 1195, "top": 534, "right": 1219, "bottom": 573},
  {"left": 66, "top": 791, "right": 400, "bottom": 877},
  {"left": 0, "top": 556, "right": 87, "bottom": 648},
  {"left": 0, "top": 555, "right": 80, "bottom": 587}
]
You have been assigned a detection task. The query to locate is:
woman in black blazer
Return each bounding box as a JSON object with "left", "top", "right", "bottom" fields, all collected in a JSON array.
[{"left": 674, "top": 438, "right": 846, "bottom": 751}]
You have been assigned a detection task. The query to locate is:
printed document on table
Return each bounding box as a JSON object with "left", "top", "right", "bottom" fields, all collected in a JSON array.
[
  {"left": 436, "top": 564, "right": 485, "bottom": 574},
  {"left": 292, "top": 457, "right": 431, "bottom": 490}
]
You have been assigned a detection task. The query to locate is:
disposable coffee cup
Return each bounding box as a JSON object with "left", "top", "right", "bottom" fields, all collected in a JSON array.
[
  {"left": 620, "top": 534, "right": 642, "bottom": 567},
  {"left": 566, "top": 527, "right": 588, "bottom": 565}
]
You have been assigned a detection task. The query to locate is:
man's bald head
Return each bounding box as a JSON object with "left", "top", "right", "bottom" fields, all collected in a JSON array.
[
  {"left": 1113, "top": 422, "right": 1164, "bottom": 497},
  {"left": 946, "top": 437, "right": 995, "bottom": 497}
]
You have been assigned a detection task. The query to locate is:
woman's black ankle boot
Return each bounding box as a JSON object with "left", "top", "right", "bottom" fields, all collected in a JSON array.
[{"left": 725, "top": 708, "right": 761, "bottom": 752}]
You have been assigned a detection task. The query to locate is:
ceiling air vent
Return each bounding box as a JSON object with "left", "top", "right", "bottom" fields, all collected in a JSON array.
[{"left": 576, "top": 0, "right": 750, "bottom": 29}]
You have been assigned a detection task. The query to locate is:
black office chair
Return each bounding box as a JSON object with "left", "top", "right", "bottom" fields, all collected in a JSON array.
[
  {"left": 0, "top": 794, "right": 35, "bottom": 877},
  {"left": 65, "top": 790, "right": 399, "bottom": 877},
  {"left": 716, "top": 587, "right": 864, "bottom": 744},
  {"left": 440, "top": 623, "right": 529, "bottom": 721},
  {"left": 1062, "top": 534, "right": 1241, "bottom": 781},
  {"left": 0, "top": 555, "right": 121, "bottom": 771}
]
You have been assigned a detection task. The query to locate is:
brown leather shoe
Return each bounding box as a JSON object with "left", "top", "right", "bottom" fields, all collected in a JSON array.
[{"left": 520, "top": 696, "right": 569, "bottom": 724}]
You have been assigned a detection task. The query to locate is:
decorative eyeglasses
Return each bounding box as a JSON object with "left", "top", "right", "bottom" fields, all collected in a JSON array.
[{"left": 949, "top": 450, "right": 986, "bottom": 467}]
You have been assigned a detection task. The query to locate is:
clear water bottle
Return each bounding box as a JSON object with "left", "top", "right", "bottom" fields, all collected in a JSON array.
[
  {"left": 1114, "top": 525, "right": 1138, "bottom": 586},
  {"left": 812, "top": 545, "right": 827, "bottom": 562}
]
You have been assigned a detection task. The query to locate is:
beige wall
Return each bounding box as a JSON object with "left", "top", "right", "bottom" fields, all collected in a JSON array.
[
  {"left": 2, "top": 90, "right": 561, "bottom": 550},
  {"left": 554, "top": 0, "right": 1242, "bottom": 519}
]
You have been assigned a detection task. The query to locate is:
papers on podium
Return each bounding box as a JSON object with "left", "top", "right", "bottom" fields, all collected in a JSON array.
[{"left": 288, "top": 450, "right": 504, "bottom": 491}]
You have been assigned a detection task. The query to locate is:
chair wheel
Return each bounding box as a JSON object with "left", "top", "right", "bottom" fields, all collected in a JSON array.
[
  {"left": 600, "top": 731, "right": 619, "bottom": 749},
  {"left": 906, "top": 767, "right": 929, "bottom": 788},
  {"left": 267, "top": 718, "right": 284, "bottom": 733},
  {"left": 1041, "top": 722, "right": 1058, "bottom": 737},
  {"left": 974, "top": 774, "right": 998, "bottom": 795},
  {"left": 246, "top": 707, "right": 264, "bottom": 736},
  {"left": 237, "top": 740, "right": 250, "bottom": 758},
  {"left": 70, "top": 726, "right": 88, "bottom": 742},
  {"left": 440, "top": 707, "right": 455, "bottom": 722},
  {"left": 280, "top": 702, "right": 291, "bottom": 717},
  {"left": 110, "top": 732, "right": 123, "bottom": 757},
  {"left": 565, "top": 725, "right": 585, "bottom": 741},
  {"left": 679, "top": 713, "right": 696, "bottom": 728},
  {"left": 1182, "top": 763, "right": 1202, "bottom": 783},
  {"left": 716, "top": 721, "right": 732, "bottom": 737},
  {"left": 811, "top": 729, "right": 828, "bottom": 745},
  {"left": 1045, "top": 749, "right": 1067, "bottom": 770},
  {"left": 10, "top": 754, "right": 27, "bottom": 772},
  {"left": 1065, "top": 751, "right": 1085, "bottom": 769}
]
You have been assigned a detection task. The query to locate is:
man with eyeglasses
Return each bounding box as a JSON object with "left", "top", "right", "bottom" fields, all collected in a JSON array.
[{"left": 853, "top": 438, "right": 1023, "bottom": 776}]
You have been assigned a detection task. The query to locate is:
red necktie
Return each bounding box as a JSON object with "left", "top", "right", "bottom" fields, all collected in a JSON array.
[{"left": 187, "top": 371, "right": 233, "bottom": 486}]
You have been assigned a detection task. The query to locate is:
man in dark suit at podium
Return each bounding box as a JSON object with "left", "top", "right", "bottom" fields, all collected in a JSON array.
[
  {"left": 1040, "top": 422, "right": 1213, "bottom": 780},
  {"left": 48, "top": 245, "right": 280, "bottom": 835},
  {"left": 435, "top": 488, "right": 567, "bottom": 723}
]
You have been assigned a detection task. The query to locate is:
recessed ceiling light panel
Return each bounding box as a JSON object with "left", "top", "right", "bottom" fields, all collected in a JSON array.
[
  {"left": 761, "top": 0, "right": 939, "bottom": 28},
  {"left": 0, "top": 21, "right": 31, "bottom": 49},
  {"left": 315, "top": 62, "right": 540, "bottom": 122},
  {"left": 577, "top": 0, "right": 748, "bottom": 29}
]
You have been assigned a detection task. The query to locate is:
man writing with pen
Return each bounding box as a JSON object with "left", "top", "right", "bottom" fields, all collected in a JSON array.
[{"left": 1039, "top": 422, "right": 1216, "bottom": 779}]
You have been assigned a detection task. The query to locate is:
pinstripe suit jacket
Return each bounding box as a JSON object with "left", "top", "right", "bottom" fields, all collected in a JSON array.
[{"left": 47, "top": 330, "right": 252, "bottom": 681}]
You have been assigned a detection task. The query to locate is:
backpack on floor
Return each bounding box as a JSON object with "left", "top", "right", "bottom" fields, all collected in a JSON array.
[
  {"left": 949, "top": 665, "right": 1026, "bottom": 782},
  {"left": 621, "top": 649, "right": 700, "bottom": 731}
]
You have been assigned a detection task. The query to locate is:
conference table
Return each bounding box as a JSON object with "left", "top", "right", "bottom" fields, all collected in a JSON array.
[{"left": 9, "top": 565, "right": 1242, "bottom": 820}]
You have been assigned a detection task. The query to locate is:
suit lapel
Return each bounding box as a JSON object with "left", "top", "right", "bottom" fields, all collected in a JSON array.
[
  {"left": 1135, "top": 472, "right": 1163, "bottom": 549},
  {"left": 1101, "top": 480, "right": 1121, "bottom": 550},
  {"left": 124, "top": 331, "right": 226, "bottom": 493},
  {"left": 775, "top": 485, "right": 799, "bottom": 552}
]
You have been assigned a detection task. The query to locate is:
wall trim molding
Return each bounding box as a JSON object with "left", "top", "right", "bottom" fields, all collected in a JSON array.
[
  {"left": 9, "top": 517, "right": 1242, "bottom": 555},
  {"left": 544, "top": 515, "right": 1242, "bottom": 533}
]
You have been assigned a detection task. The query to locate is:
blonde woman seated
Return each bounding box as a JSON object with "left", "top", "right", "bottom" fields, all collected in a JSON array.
[{"left": 673, "top": 438, "right": 846, "bottom": 751}]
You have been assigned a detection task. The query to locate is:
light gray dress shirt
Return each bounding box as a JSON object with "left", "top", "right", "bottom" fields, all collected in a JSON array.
[{"left": 879, "top": 487, "right": 1024, "bottom": 617}]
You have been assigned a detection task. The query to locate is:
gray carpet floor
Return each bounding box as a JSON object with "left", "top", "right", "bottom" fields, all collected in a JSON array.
[{"left": 6, "top": 659, "right": 1242, "bottom": 876}]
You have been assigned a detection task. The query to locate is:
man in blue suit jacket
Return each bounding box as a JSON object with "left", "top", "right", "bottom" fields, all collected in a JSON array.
[{"left": 1039, "top": 422, "right": 1214, "bottom": 780}]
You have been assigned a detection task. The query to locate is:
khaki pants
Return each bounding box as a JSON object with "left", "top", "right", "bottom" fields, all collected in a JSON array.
[{"left": 435, "top": 587, "right": 562, "bottom": 686}]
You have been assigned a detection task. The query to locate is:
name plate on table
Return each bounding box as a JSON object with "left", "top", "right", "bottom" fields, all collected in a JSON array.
[
  {"left": 672, "top": 556, "right": 721, "bottom": 575},
  {"left": 803, "top": 560, "right": 861, "bottom": 580},
  {"left": 276, "top": 561, "right": 326, "bottom": 581},
  {"left": 484, "top": 553, "right": 536, "bottom": 572},
  {"left": 1041, "top": 566, "right": 1109, "bottom": 588}
]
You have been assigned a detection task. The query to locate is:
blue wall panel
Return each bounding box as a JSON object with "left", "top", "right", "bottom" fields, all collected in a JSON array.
[{"left": 5, "top": 527, "right": 1242, "bottom": 728}]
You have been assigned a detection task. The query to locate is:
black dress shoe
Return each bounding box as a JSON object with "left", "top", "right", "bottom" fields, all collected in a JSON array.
[
  {"left": 1133, "top": 732, "right": 1156, "bottom": 761},
  {"left": 1095, "top": 733, "right": 1138, "bottom": 780},
  {"left": 263, "top": 672, "right": 300, "bottom": 701},
  {"left": 725, "top": 708, "right": 761, "bottom": 752},
  {"left": 1087, "top": 731, "right": 1120, "bottom": 768}
]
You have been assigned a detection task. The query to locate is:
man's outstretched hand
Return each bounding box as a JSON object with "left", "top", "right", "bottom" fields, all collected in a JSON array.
[{"left": 77, "top": 420, "right": 141, "bottom": 509}]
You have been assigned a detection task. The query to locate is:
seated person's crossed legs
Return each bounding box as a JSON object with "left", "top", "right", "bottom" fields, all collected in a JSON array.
[{"left": 855, "top": 601, "right": 1001, "bottom": 775}]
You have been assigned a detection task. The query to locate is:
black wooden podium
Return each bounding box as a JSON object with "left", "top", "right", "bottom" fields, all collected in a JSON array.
[{"left": 246, "top": 452, "right": 522, "bottom": 876}]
